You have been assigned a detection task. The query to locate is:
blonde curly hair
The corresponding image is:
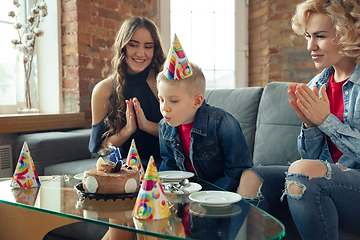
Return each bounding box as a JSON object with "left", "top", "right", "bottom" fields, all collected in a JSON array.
[{"left": 292, "top": 0, "right": 360, "bottom": 63}]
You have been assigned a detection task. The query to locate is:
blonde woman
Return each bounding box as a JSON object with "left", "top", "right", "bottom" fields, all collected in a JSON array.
[{"left": 238, "top": 0, "right": 360, "bottom": 239}]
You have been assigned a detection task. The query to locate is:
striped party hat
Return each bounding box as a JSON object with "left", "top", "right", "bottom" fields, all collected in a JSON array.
[
  {"left": 163, "top": 34, "right": 193, "bottom": 80},
  {"left": 132, "top": 156, "right": 170, "bottom": 219}
]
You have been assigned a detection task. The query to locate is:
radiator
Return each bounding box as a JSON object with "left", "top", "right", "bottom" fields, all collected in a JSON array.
[{"left": 0, "top": 145, "right": 13, "bottom": 177}]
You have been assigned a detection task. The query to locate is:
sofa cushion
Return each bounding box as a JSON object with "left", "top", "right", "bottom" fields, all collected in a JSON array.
[
  {"left": 14, "top": 129, "right": 92, "bottom": 176},
  {"left": 205, "top": 87, "right": 263, "bottom": 155},
  {"left": 253, "top": 82, "right": 302, "bottom": 166},
  {"left": 44, "top": 158, "right": 96, "bottom": 176}
]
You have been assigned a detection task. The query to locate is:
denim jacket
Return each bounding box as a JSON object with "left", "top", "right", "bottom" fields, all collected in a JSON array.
[
  {"left": 298, "top": 64, "right": 360, "bottom": 170},
  {"left": 158, "top": 101, "right": 253, "bottom": 192}
]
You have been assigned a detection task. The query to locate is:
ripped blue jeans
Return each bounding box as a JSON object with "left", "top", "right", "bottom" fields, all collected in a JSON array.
[{"left": 245, "top": 162, "right": 360, "bottom": 240}]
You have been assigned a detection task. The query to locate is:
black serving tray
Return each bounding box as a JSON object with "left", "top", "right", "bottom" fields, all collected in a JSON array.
[{"left": 75, "top": 182, "right": 138, "bottom": 201}]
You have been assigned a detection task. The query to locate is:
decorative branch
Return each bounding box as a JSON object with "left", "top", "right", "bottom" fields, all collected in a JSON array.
[{"left": 9, "top": 0, "right": 47, "bottom": 110}]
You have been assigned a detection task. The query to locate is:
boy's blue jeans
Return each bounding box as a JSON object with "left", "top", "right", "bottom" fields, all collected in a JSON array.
[{"left": 245, "top": 163, "right": 360, "bottom": 240}]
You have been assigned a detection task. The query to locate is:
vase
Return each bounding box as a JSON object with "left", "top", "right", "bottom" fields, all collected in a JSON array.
[{"left": 16, "top": 54, "right": 39, "bottom": 114}]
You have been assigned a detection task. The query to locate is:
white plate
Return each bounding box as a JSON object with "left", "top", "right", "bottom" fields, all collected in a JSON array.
[
  {"left": 158, "top": 171, "right": 194, "bottom": 182},
  {"left": 163, "top": 182, "right": 202, "bottom": 195},
  {"left": 74, "top": 173, "right": 83, "bottom": 180},
  {"left": 189, "top": 202, "right": 242, "bottom": 218},
  {"left": 39, "top": 176, "right": 54, "bottom": 181},
  {"left": 189, "top": 191, "right": 242, "bottom": 207}
]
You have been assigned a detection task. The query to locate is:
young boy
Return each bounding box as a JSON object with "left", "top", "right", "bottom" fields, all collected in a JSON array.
[{"left": 157, "top": 35, "right": 252, "bottom": 192}]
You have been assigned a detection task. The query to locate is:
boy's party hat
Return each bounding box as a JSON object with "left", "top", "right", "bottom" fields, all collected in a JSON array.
[
  {"left": 125, "top": 139, "right": 145, "bottom": 180},
  {"left": 133, "top": 156, "right": 170, "bottom": 219},
  {"left": 163, "top": 34, "right": 193, "bottom": 80},
  {"left": 10, "top": 141, "right": 40, "bottom": 188}
]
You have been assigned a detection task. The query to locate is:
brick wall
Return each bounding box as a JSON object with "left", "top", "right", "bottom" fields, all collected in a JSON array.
[
  {"left": 61, "top": 0, "right": 319, "bottom": 127},
  {"left": 61, "top": 0, "right": 158, "bottom": 128},
  {"left": 248, "top": 0, "right": 320, "bottom": 87}
]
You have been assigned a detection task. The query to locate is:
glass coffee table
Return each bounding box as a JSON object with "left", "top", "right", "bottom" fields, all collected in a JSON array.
[{"left": 0, "top": 176, "right": 285, "bottom": 240}]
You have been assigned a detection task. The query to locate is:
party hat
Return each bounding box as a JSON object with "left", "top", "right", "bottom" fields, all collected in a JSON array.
[
  {"left": 11, "top": 187, "right": 39, "bottom": 206},
  {"left": 133, "top": 156, "right": 170, "bottom": 219},
  {"left": 163, "top": 34, "right": 193, "bottom": 80},
  {"left": 133, "top": 217, "right": 186, "bottom": 238},
  {"left": 126, "top": 139, "right": 145, "bottom": 180},
  {"left": 10, "top": 141, "right": 40, "bottom": 188},
  {"left": 133, "top": 218, "right": 170, "bottom": 235}
]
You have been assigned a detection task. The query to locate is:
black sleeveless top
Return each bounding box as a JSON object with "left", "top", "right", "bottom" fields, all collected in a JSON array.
[{"left": 88, "top": 67, "right": 162, "bottom": 167}]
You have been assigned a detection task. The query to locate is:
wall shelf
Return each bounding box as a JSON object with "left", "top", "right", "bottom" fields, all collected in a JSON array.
[{"left": 0, "top": 113, "right": 85, "bottom": 133}]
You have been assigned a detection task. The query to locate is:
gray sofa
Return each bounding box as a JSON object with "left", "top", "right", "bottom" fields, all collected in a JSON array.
[{"left": 13, "top": 82, "right": 359, "bottom": 239}]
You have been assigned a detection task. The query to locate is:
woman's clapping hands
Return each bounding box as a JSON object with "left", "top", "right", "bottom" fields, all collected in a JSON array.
[{"left": 288, "top": 83, "right": 330, "bottom": 127}]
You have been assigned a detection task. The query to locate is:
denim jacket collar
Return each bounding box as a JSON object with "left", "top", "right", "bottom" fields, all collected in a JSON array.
[
  {"left": 162, "top": 100, "right": 208, "bottom": 141},
  {"left": 348, "top": 64, "right": 360, "bottom": 85},
  {"left": 317, "top": 64, "right": 360, "bottom": 86},
  {"left": 191, "top": 100, "right": 208, "bottom": 137}
]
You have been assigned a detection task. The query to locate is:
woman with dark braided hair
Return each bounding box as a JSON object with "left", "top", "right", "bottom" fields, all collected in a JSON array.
[{"left": 89, "top": 16, "right": 166, "bottom": 167}]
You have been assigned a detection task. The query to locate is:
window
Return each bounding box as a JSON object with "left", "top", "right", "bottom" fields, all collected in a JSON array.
[
  {"left": 159, "top": 0, "right": 248, "bottom": 89},
  {"left": 0, "top": 1, "right": 24, "bottom": 112},
  {"left": 0, "top": 0, "right": 62, "bottom": 114}
]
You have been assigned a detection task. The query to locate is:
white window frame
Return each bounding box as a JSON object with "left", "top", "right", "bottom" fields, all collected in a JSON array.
[
  {"left": 36, "top": 0, "right": 62, "bottom": 113},
  {"left": 159, "top": 0, "right": 248, "bottom": 89}
]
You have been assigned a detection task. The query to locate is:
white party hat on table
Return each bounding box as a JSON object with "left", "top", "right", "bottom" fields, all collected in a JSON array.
[
  {"left": 11, "top": 187, "right": 39, "bottom": 206},
  {"left": 133, "top": 156, "right": 170, "bottom": 219},
  {"left": 10, "top": 141, "right": 40, "bottom": 188}
]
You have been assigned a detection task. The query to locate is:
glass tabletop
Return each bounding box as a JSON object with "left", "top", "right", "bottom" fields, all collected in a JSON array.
[{"left": 0, "top": 176, "right": 285, "bottom": 240}]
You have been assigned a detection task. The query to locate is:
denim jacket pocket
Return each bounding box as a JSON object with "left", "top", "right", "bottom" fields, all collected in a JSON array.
[{"left": 192, "top": 140, "right": 221, "bottom": 174}]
